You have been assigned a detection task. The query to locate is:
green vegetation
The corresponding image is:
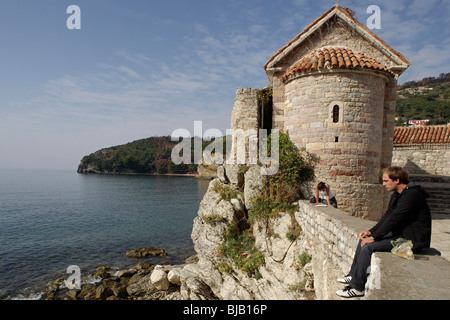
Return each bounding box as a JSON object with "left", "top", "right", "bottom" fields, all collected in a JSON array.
[
  {"left": 286, "top": 222, "right": 302, "bottom": 242},
  {"left": 214, "top": 261, "right": 234, "bottom": 274},
  {"left": 396, "top": 75, "right": 450, "bottom": 125},
  {"left": 211, "top": 181, "right": 243, "bottom": 202},
  {"left": 287, "top": 280, "right": 307, "bottom": 292},
  {"left": 78, "top": 136, "right": 228, "bottom": 174},
  {"left": 295, "top": 252, "right": 312, "bottom": 269},
  {"left": 218, "top": 221, "right": 265, "bottom": 278},
  {"left": 248, "top": 132, "right": 317, "bottom": 223},
  {"left": 202, "top": 214, "right": 225, "bottom": 225},
  {"left": 216, "top": 132, "right": 317, "bottom": 277}
]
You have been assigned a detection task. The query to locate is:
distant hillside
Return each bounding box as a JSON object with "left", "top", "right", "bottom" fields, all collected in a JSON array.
[
  {"left": 396, "top": 73, "right": 450, "bottom": 125},
  {"left": 77, "top": 136, "right": 226, "bottom": 175},
  {"left": 398, "top": 72, "right": 450, "bottom": 89}
]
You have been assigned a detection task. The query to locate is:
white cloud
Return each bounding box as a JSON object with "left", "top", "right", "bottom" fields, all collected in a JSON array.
[{"left": 400, "top": 42, "right": 450, "bottom": 82}]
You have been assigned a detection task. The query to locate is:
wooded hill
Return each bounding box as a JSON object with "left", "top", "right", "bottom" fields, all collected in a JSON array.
[
  {"left": 78, "top": 136, "right": 217, "bottom": 174},
  {"left": 396, "top": 73, "right": 450, "bottom": 125}
]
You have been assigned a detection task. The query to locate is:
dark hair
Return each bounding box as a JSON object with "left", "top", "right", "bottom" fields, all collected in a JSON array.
[
  {"left": 384, "top": 167, "right": 409, "bottom": 184},
  {"left": 317, "top": 182, "right": 325, "bottom": 190}
]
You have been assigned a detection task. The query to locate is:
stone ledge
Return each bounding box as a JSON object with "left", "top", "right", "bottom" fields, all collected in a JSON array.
[
  {"left": 297, "top": 200, "right": 450, "bottom": 300},
  {"left": 363, "top": 250, "right": 450, "bottom": 300},
  {"left": 296, "top": 201, "right": 373, "bottom": 299}
]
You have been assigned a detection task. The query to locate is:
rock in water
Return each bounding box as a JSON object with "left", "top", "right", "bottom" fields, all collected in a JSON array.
[{"left": 125, "top": 247, "right": 167, "bottom": 258}]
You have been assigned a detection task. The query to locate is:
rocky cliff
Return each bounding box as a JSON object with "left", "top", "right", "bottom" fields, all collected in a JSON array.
[{"left": 175, "top": 163, "right": 316, "bottom": 300}]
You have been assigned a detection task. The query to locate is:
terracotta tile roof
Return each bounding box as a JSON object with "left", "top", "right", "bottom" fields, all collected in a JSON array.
[
  {"left": 394, "top": 125, "right": 450, "bottom": 145},
  {"left": 264, "top": 4, "right": 410, "bottom": 73},
  {"left": 280, "top": 47, "right": 392, "bottom": 82}
]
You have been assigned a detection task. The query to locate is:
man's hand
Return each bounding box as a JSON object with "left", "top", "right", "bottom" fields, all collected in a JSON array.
[
  {"left": 361, "top": 236, "right": 375, "bottom": 247},
  {"left": 359, "top": 231, "right": 372, "bottom": 239},
  {"left": 359, "top": 231, "right": 374, "bottom": 247}
]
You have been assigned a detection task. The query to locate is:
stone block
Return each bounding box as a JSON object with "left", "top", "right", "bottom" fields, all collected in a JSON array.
[{"left": 150, "top": 269, "right": 169, "bottom": 291}]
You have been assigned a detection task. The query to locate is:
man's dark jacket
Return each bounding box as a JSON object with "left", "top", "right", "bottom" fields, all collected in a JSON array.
[{"left": 369, "top": 183, "right": 432, "bottom": 252}]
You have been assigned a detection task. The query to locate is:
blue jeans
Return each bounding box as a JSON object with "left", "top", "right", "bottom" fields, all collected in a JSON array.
[{"left": 348, "top": 233, "right": 394, "bottom": 291}]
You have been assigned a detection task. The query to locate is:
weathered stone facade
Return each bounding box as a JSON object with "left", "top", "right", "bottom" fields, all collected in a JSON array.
[
  {"left": 392, "top": 144, "right": 450, "bottom": 176},
  {"left": 229, "top": 88, "right": 260, "bottom": 165},
  {"left": 230, "top": 4, "right": 410, "bottom": 219},
  {"left": 283, "top": 71, "right": 393, "bottom": 219},
  {"left": 230, "top": 87, "right": 260, "bottom": 132}
]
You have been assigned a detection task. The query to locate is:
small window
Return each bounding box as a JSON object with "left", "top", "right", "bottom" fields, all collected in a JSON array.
[
  {"left": 332, "top": 105, "right": 340, "bottom": 123},
  {"left": 328, "top": 101, "right": 344, "bottom": 126},
  {"left": 335, "top": 136, "right": 339, "bottom": 142}
]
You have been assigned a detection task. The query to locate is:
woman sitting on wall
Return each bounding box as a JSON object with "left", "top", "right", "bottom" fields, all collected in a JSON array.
[{"left": 312, "top": 182, "right": 338, "bottom": 208}]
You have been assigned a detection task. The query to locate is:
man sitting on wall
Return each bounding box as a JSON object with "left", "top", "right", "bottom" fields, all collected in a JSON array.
[{"left": 336, "top": 166, "right": 432, "bottom": 298}]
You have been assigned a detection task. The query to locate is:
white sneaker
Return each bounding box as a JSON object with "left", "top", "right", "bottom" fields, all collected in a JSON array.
[
  {"left": 337, "top": 275, "right": 352, "bottom": 284},
  {"left": 336, "top": 286, "right": 364, "bottom": 298}
]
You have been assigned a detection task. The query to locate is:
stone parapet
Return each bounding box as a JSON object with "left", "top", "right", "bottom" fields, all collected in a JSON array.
[
  {"left": 296, "top": 200, "right": 450, "bottom": 300},
  {"left": 296, "top": 200, "right": 372, "bottom": 299},
  {"left": 363, "top": 250, "right": 450, "bottom": 300}
]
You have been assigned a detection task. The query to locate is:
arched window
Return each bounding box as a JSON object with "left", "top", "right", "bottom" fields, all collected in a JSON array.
[
  {"left": 328, "top": 101, "right": 344, "bottom": 126},
  {"left": 332, "top": 105, "right": 340, "bottom": 123}
]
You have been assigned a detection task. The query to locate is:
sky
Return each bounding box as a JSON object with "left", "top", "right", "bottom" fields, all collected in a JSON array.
[{"left": 0, "top": 0, "right": 449, "bottom": 171}]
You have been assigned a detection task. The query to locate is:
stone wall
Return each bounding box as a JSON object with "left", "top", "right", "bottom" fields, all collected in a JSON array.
[
  {"left": 285, "top": 71, "right": 386, "bottom": 183},
  {"left": 295, "top": 200, "right": 450, "bottom": 300},
  {"left": 229, "top": 88, "right": 260, "bottom": 165},
  {"left": 230, "top": 87, "right": 259, "bottom": 132},
  {"left": 295, "top": 200, "right": 373, "bottom": 299},
  {"left": 392, "top": 144, "right": 450, "bottom": 176}
]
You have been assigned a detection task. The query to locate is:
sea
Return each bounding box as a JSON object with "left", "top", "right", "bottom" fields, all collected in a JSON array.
[{"left": 0, "top": 168, "right": 210, "bottom": 300}]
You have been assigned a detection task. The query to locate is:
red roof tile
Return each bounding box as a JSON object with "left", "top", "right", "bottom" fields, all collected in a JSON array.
[
  {"left": 264, "top": 4, "right": 410, "bottom": 72},
  {"left": 394, "top": 125, "right": 450, "bottom": 145},
  {"left": 280, "top": 47, "right": 392, "bottom": 82}
]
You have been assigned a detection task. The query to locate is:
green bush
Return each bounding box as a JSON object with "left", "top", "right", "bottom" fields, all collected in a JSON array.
[
  {"left": 266, "top": 132, "right": 316, "bottom": 201},
  {"left": 249, "top": 132, "right": 317, "bottom": 223},
  {"left": 212, "top": 181, "right": 243, "bottom": 201},
  {"left": 218, "top": 222, "right": 265, "bottom": 277},
  {"left": 295, "top": 252, "right": 312, "bottom": 269},
  {"left": 203, "top": 214, "right": 225, "bottom": 225}
]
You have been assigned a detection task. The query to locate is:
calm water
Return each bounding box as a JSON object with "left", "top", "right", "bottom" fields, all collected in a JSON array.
[{"left": 0, "top": 169, "right": 209, "bottom": 299}]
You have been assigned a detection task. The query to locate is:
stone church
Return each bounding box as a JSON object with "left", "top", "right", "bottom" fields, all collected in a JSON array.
[{"left": 230, "top": 4, "right": 410, "bottom": 219}]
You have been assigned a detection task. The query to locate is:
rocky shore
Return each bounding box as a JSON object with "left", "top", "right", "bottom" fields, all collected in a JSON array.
[{"left": 42, "top": 251, "right": 216, "bottom": 300}]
